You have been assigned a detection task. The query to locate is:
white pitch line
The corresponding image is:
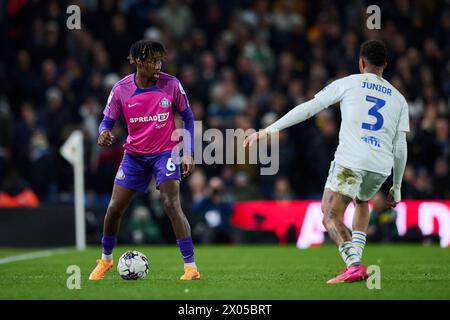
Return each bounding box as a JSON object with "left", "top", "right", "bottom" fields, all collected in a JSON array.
[{"left": 0, "top": 248, "right": 69, "bottom": 264}]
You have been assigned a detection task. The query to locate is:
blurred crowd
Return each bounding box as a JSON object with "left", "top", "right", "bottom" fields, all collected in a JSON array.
[{"left": 1, "top": 0, "right": 449, "bottom": 241}]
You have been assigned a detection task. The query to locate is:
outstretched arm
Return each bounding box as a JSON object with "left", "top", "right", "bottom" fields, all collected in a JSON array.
[
  {"left": 387, "top": 131, "right": 407, "bottom": 208},
  {"left": 243, "top": 97, "right": 327, "bottom": 147}
]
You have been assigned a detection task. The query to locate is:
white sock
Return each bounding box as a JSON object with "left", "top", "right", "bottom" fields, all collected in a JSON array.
[
  {"left": 102, "top": 253, "right": 113, "bottom": 261},
  {"left": 184, "top": 262, "right": 197, "bottom": 270},
  {"left": 339, "top": 241, "right": 361, "bottom": 267},
  {"left": 352, "top": 231, "right": 367, "bottom": 259}
]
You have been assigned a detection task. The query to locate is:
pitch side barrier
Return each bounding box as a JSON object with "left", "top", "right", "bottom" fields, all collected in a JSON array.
[{"left": 231, "top": 200, "right": 450, "bottom": 248}]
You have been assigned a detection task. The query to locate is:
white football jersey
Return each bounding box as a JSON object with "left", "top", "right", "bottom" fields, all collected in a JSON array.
[{"left": 314, "top": 73, "right": 410, "bottom": 176}]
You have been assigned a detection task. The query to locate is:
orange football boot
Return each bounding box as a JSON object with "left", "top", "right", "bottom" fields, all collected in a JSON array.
[
  {"left": 180, "top": 266, "right": 201, "bottom": 280},
  {"left": 89, "top": 259, "right": 114, "bottom": 280}
]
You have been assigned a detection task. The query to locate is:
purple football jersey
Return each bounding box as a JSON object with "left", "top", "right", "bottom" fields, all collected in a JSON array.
[{"left": 103, "top": 72, "right": 190, "bottom": 155}]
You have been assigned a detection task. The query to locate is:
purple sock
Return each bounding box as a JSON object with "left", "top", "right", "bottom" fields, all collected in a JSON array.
[
  {"left": 177, "top": 237, "right": 195, "bottom": 263},
  {"left": 102, "top": 234, "right": 117, "bottom": 255}
]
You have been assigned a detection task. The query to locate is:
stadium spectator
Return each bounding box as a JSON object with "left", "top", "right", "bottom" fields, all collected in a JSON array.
[
  {"left": 305, "top": 110, "right": 339, "bottom": 196},
  {"left": 273, "top": 176, "right": 296, "bottom": 201},
  {"left": 159, "top": 0, "right": 194, "bottom": 40},
  {"left": 433, "top": 158, "right": 450, "bottom": 199},
  {"left": 192, "top": 177, "right": 233, "bottom": 244},
  {"left": 0, "top": 98, "right": 13, "bottom": 189},
  {"left": 367, "top": 192, "right": 399, "bottom": 243},
  {"left": 129, "top": 205, "right": 163, "bottom": 245},
  {"left": 232, "top": 170, "right": 263, "bottom": 202}
]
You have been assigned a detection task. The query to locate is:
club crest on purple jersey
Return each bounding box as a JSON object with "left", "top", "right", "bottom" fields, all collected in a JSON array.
[{"left": 159, "top": 98, "right": 172, "bottom": 108}]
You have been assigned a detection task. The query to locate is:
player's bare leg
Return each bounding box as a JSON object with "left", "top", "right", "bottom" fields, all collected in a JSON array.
[
  {"left": 321, "top": 188, "right": 353, "bottom": 246},
  {"left": 89, "top": 184, "right": 136, "bottom": 280},
  {"left": 321, "top": 188, "right": 367, "bottom": 283},
  {"left": 159, "top": 180, "right": 191, "bottom": 239},
  {"left": 352, "top": 199, "right": 369, "bottom": 233},
  {"left": 352, "top": 198, "right": 369, "bottom": 259},
  {"left": 159, "top": 179, "right": 200, "bottom": 280},
  {"left": 103, "top": 184, "right": 136, "bottom": 236}
]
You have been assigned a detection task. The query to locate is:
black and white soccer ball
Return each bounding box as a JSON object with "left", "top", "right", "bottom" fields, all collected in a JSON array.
[{"left": 117, "top": 250, "right": 149, "bottom": 280}]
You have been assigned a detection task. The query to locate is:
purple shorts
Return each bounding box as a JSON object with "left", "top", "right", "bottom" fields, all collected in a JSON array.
[{"left": 114, "top": 151, "right": 180, "bottom": 193}]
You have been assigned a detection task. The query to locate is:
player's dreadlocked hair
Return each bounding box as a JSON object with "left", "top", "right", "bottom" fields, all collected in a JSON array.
[
  {"left": 359, "top": 40, "right": 387, "bottom": 67},
  {"left": 127, "top": 40, "right": 167, "bottom": 65}
]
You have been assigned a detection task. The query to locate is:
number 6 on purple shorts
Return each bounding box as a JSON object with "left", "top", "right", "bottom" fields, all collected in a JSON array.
[{"left": 114, "top": 150, "right": 181, "bottom": 193}]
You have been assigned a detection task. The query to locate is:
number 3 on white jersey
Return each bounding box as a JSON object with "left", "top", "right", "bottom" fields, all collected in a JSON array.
[{"left": 362, "top": 95, "right": 386, "bottom": 131}]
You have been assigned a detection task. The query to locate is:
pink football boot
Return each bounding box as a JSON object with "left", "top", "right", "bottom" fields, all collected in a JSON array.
[{"left": 327, "top": 265, "right": 368, "bottom": 284}]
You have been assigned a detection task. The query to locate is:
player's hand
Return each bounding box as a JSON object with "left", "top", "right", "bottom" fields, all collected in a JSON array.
[
  {"left": 243, "top": 130, "right": 268, "bottom": 148},
  {"left": 98, "top": 130, "right": 114, "bottom": 147},
  {"left": 387, "top": 186, "right": 401, "bottom": 208},
  {"left": 182, "top": 155, "right": 194, "bottom": 178}
]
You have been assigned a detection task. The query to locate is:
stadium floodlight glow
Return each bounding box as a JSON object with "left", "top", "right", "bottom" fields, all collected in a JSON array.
[{"left": 60, "top": 130, "right": 86, "bottom": 250}]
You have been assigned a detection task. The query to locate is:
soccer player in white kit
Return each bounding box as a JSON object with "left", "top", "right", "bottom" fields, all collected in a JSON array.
[{"left": 244, "top": 40, "right": 409, "bottom": 283}]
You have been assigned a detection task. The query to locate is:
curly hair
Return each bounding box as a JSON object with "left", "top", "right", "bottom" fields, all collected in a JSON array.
[{"left": 127, "top": 40, "right": 167, "bottom": 65}]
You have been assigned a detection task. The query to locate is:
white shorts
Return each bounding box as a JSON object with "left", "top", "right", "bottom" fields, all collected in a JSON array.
[{"left": 324, "top": 160, "right": 388, "bottom": 201}]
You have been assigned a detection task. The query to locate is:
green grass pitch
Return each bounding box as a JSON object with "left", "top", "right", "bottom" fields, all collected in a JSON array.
[{"left": 0, "top": 245, "right": 449, "bottom": 299}]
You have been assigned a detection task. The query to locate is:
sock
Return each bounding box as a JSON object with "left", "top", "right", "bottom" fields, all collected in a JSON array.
[
  {"left": 352, "top": 231, "right": 367, "bottom": 259},
  {"left": 184, "top": 262, "right": 197, "bottom": 269},
  {"left": 177, "top": 237, "right": 196, "bottom": 269},
  {"left": 101, "top": 234, "right": 117, "bottom": 261},
  {"left": 102, "top": 253, "right": 113, "bottom": 261},
  {"left": 339, "top": 241, "right": 361, "bottom": 267}
]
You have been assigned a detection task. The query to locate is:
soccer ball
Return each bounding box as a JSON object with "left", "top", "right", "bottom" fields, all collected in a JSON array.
[{"left": 117, "top": 250, "right": 149, "bottom": 280}]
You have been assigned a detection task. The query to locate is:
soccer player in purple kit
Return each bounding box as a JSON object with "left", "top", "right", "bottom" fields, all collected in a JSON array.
[{"left": 89, "top": 40, "right": 200, "bottom": 281}]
